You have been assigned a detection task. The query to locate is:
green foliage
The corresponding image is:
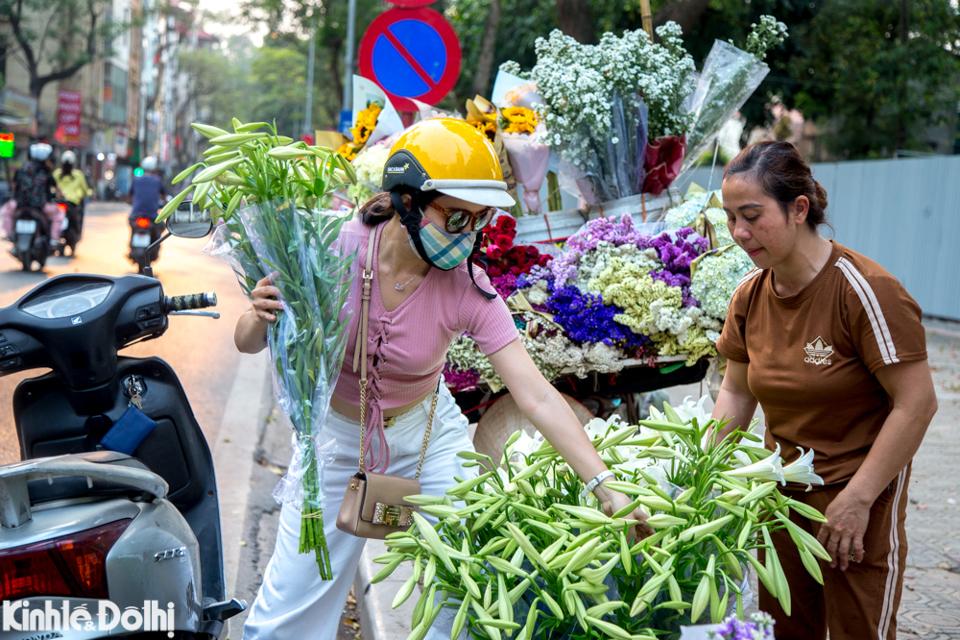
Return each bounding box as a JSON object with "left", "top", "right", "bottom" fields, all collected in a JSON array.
[
  {"left": 0, "top": 0, "right": 132, "bottom": 112},
  {"left": 789, "top": 0, "right": 960, "bottom": 158}
]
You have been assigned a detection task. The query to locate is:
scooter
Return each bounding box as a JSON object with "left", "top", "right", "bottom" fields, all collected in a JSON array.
[
  {"left": 11, "top": 205, "right": 52, "bottom": 271},
  {"left": 128, "top": 213, "right": 162, "bottom": 275},
  {"left": 0, "top": 203, "right": 245, "bottom": 639},
  {"left": 55, "top": 199, "right": 83, "bottom": 257}
]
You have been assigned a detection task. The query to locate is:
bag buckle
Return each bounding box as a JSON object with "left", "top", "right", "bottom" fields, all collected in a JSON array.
[{"left": 372, "top": 502, "right": 413, "bottom": 527}]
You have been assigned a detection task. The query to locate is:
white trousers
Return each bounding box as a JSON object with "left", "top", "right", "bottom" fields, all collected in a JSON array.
[{"left": 242, "top": 384, "right": 476, "bottom": 640}]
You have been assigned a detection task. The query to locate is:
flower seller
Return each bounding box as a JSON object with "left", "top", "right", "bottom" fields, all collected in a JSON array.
[
  {"left": 712, "top": 140, "right": 938, "bottom": 639},
  {"left": 233, "top": 118, "right": 653, "bottom": 640}
]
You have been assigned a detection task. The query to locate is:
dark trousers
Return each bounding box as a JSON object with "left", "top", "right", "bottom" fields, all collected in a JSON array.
[{"left": 760, "top": 466, "right": 910, "bottom": 640}]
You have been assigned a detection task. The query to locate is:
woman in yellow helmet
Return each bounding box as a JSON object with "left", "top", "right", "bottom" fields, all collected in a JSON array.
[{"left": 234, "top": 119, "right": 651, "bottom": 640}]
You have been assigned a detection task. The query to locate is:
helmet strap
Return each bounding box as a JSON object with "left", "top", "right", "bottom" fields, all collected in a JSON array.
[
  {"left": 467, "top": 233, "right": 496, "bottom": 300},
  {"left": 390, "top": 190, "right": 436, "bottom": 268},
  {"left": 390, "top": 190, "right": 498, "bottom": 300}
]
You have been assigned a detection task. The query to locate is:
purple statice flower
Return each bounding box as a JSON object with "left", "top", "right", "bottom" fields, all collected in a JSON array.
[
  {"left": 443, "top": 364, "right": 481, "bottom": 393},
  {"left": 709, "top": 613, "right": 775, "bottom": 640},
  {"left": 547, "top": 251, "right": 582, "bottom": 288},
  {"left": 516, "top": 265, "right": 552, "bottom": 289},
  {"left": 565, "top": 214, "right": 647, "bottom": 253},
  {"left": 647, "top": 228, "right": 706, "bottom": 307},
  {"left": 490, "top": 273, "right": 519, "bottom": 299},
  {"left": 546, "top": 285, "right": 648, "bottom": 349}
]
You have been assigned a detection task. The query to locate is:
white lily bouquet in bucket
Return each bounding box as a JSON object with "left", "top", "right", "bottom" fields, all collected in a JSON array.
[
  {"left": 374, "top": 396, "right": 826, "bottom": 639},
  {"left": 158, "top": 119, "right": 360, "bottom": 579}
]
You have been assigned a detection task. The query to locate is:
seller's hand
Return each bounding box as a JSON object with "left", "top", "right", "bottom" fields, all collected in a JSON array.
[
  {"left": 250, "top": 273, "right": 284, "bottom": 323},
  {"left": 594, "top": 482, "right": 654, "bottom": 542},
  {"left": 817, "top": 488, "right": 872, "bottom": 571}
]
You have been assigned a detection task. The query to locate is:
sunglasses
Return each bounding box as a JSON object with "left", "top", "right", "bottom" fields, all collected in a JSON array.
[{"left": 428, "top": 202, "right": 497, "bottom": 234}]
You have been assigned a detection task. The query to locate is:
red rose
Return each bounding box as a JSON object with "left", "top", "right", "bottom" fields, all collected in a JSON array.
[
  {"left": 487, "top": 264, "right": 503, "bottom": 277},
  {"left": 538, "top": 254, "right": 552, "bottom": 266},
  {"left": 495, "top": 235, "right": 513, "bottom": 251},
  {"left": 486, "top": 245, "right": 503, "bottom": 260},
  {"left": 642, "top": 135, "right": 686, "bottom": 196},
  {"left": 497, "top": 216, "right": 517, "bottom": 233}
]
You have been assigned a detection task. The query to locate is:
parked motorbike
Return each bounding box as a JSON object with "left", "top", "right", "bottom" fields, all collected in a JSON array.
[
  {"left": 0, "top": 202, "right": 245, "bottom": 639},
  {"left": 11, "top": 205, "right": 52, "bottom": 271},
  {"left": 55, "top": 199, "right": 83, "bottom": 257},
  {"left": 128, "top": 213, "right": 162, "bottom": 274}
]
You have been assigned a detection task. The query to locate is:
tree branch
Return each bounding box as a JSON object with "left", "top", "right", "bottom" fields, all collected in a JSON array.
[
  {"left": 471, "top": 0, "right": 500, "bottom": 97},
  {"left": 31, "top": 0, "right": 100, "bottom": 96},
  {"left": 7, "top": 0, "right": 38, "bottom": 79},
  {"left": 35, "top": 6, "right": 56, "bottom": 66}
]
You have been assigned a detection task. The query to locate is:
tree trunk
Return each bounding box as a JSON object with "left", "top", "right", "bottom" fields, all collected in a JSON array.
[
  {"left": 895, "top": 0, "right": 909, "bottom": 152},
  {"left": 653, "top": 0, "right": 712, "bottom": 33},
  {"left": 555, "top": 0, "right": 594, "bottom": 43},
  {"left": 9, "top": 0, "right": 101, "bottom": 132},
  {"left": 327, "top": 38, "right": 344, "bottom": 125},
  {"left": 471, "top": 0, "right": 501, "bottom": 98}
]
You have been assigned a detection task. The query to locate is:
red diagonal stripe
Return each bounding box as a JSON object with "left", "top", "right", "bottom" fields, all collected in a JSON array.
[{"left": 382, "top": 28, "right": 437, "bottom": 91}]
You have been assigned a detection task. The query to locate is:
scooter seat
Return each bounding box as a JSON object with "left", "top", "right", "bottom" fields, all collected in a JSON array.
[{"left": 27, "top": 450, "right": 154, "bottom": 505}]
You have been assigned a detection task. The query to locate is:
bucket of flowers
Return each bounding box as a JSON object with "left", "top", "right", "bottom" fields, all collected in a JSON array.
[{"left": 445, "top": 190, "right": 753, "bottom": 407}]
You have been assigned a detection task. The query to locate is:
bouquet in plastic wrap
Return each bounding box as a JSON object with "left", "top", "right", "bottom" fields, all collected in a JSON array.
[
  {"left": 502, "top": 24, "right": 694, "bottom": 203},
  {"left": 158, "top": 119, "right": 359, "bottom": 579},
  {"left": 682, "top": 16, "right": 788, "bottom": 171}
]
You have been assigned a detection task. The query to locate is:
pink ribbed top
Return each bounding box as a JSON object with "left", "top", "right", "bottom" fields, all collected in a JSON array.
[{"left": 332, "top": 218, "right": 518, "bottom": 470}]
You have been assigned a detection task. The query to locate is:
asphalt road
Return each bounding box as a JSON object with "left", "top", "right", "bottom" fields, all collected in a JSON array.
[{"left": 0, "top": 200, "right": 251, "bottom": 464}]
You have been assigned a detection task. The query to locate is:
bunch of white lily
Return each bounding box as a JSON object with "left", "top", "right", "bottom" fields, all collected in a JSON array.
[{"left": 374, "top": 396, "right": 828, "bottom": 640}]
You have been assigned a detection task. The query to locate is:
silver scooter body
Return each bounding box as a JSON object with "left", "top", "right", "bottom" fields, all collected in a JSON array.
[
  {"left": 0, "top": 207, "right": 242, "bottom": 639},
  {"left": 0, "top": 453, "right": 205, "bottom": 638}
]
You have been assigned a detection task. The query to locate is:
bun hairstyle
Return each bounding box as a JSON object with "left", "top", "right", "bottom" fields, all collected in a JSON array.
[
  {"left": 358, "top": 190, "right": 439, "bottom": 226},
  {"left": 724, "top": 141, "right": 828, "bottom": 229}
]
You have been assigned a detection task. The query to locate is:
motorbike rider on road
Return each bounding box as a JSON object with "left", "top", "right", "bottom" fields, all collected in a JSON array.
[
  {"left": 53, "top": 149, "right": 93, "bottom": 234},
  {"left": 129, "top": 156, "right": 166, "bottom": 220},
  {"left": 1, "top": 142, "right": 65, "bottom": 246}
]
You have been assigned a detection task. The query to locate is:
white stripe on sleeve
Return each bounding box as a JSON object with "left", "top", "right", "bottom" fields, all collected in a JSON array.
[{"left": 835, "top": 258, "right": 899, "bottom": 365}]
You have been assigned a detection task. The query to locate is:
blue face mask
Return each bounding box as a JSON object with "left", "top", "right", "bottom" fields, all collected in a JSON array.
[{"left": 407, "top": 219, "right": 477, "bottom": 271}]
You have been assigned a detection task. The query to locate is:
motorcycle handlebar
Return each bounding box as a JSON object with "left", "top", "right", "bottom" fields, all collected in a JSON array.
[{"left": 164, "top": 292, "right": 218, "bottom": 312}]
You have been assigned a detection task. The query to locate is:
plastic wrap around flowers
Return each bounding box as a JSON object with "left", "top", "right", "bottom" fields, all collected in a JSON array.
[{"left": 444, "top": 192, "right": 754, "bottom": 393}]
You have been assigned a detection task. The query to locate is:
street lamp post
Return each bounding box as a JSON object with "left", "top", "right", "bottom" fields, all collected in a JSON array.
[
  {"left": 303, "top": 28, "right": 316, "bottom": 138},
  {"left": 341, "top": 0, "right": 357, "bottom": 133}
]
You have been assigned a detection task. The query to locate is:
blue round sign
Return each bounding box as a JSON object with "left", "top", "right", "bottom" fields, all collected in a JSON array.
[{"left": 358, "top": 8, "right": 462, "bottom": 110}]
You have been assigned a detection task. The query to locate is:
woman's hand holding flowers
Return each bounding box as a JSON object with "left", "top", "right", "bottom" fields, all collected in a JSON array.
[
  {"left": 594, "top": 481, "right": 655, "bottom": 541},
  {"left": 250, "top": 273, "right": 284, "bottom": 324}
]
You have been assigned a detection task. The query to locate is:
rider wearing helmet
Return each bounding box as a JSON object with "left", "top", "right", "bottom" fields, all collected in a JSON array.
[
  {"left": 2, "top": 142, "right": 63, "bottom": 244},
  {"left": 53, "top": 150, "right": 94, "bottom": 237},
  {"left": 235, "top": 118, "right": 652, "bottom": 640},
  {"left": 129, "top": 156, "right": 166, "bottom": 220},
  {"left": 53, "top": 150, "right": 93, "bottom": 207}
]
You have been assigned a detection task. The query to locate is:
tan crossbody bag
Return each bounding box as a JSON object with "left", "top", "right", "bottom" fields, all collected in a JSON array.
[{"left": 336, "top": 228, "right": 439, "bottom": 539}]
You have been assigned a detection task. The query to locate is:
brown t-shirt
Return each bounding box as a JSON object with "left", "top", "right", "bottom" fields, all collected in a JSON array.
[{"left": 716, "top": 241, "right": 927, "bottom": 485}]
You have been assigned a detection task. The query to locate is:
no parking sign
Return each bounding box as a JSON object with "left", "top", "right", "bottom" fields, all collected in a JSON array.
[{"left": 358, "top": 6, "right": 461, "bottom": 111}]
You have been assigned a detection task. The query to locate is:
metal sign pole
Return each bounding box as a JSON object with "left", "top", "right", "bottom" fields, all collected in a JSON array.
[
  {"left": 342, "top": 0, "right": 357, "bottom": 120},
  {"left": 304, "top": 28, "right": 316, "bottom": 137}
]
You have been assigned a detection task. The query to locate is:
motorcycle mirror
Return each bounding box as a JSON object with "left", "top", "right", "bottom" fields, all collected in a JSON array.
[{"left": 165, "top": 199, "right": 213, "bottom": 239}]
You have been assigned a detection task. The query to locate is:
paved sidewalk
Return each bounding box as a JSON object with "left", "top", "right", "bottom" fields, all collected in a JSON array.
[{"left": 236, "top": 321, "right": 960, "bottom": 639}]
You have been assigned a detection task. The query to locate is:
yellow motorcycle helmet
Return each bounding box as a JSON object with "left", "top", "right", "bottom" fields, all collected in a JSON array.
[{"left": 381, "top": 118, "right": 515, "bottom": 208}]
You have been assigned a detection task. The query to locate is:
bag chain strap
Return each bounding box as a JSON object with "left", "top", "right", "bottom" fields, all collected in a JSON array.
[{"left": 356, "top": 226, "right": 439, "bottom": 479}]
